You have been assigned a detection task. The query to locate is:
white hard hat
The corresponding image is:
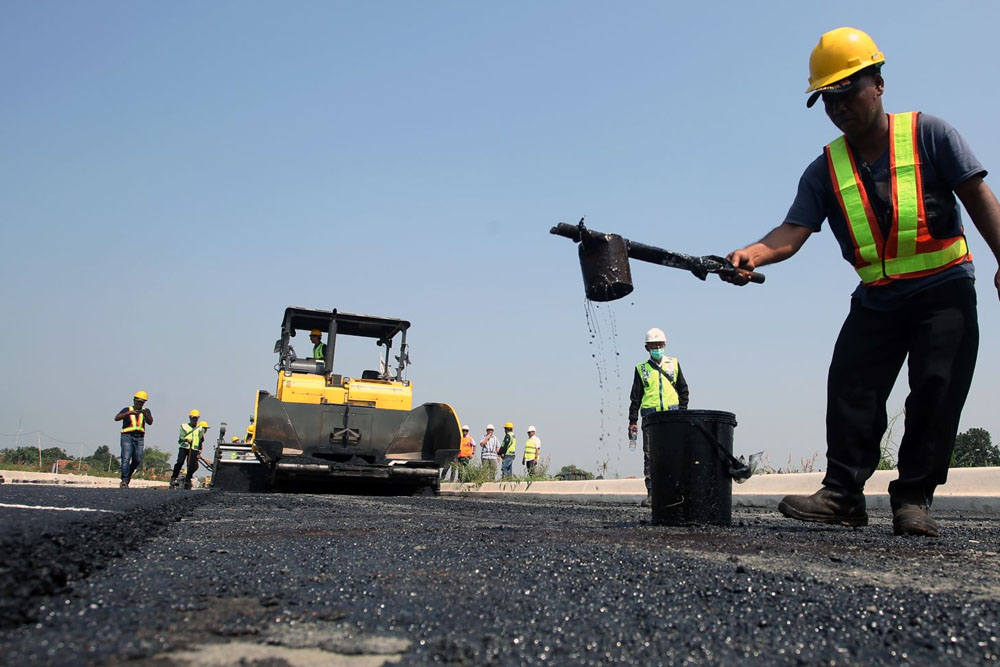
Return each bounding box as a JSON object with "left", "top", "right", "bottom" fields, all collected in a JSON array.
[
  {"left": 645, "top": 328, "right": 667, "bottom": 344},
  {"left": 462, "top": 424, "right": 469, "bottom": 430},
  {"left": 486, "top": 424, "right": 494, "bottom": 430},
  {"left": 527, "top": 425, "right": 536, "bottom": 432}
]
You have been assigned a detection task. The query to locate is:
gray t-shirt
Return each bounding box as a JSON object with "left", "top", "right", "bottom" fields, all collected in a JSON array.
[{"left": 784, "top": 113, "right": 986, "bottom": 310}]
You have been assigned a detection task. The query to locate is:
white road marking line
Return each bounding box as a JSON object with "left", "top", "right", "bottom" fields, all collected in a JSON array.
[{"left": 0, "top": 502, "right": 120, "bottom": 513}]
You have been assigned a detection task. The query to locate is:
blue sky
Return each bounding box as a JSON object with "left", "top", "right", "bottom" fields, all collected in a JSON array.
[{"left": 2, "top": 2, "right": 998, "bottom": 478}]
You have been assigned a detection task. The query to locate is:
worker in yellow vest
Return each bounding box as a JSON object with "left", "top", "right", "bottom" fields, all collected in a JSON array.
[
  {"left": 114, "top": 390, "right": 153, "bottom": 488},
  {"left": 628, "top": 328, "right": 689, "bottom": 506},
  {"left": 310, "top": 329, "right": 327, "bottom": 360},
  {"left": 499, "top": 422, "right": 517, "bottom": 479},
  {"left": 445, "top": 425, "right": 476, "bottom": 482},
  {"left": 522, "top": 426, "right": 541, "bottom": 476},
  {"left": 724, "top": 27, "right": 1000, "bottom": 537},
  {"left": 171, "top": 411, "right": 209, "bottom": 490}
]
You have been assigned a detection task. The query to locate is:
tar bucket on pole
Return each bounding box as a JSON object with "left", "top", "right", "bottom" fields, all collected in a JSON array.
[{"left": 645, "top": 410, "right": 741, "bottom": 527}]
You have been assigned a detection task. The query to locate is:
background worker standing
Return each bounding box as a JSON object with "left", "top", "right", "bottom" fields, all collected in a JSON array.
[
  {"left": 480, "top": 424, "right": 500, "bottom": 480},
  {"left": 171, "top": 410, "right": 206, "bottom": 489},
  {"left": 114, "top": 390, "right": 153, "bottom": 488},
  {"left": 523, "top": 426, "right": 541, "bottom": 475},
  {"left": 499, "top": 422, "right": 517, "bottom": 479},
  {"left": 446, "top": 425, "right": 475, "bottom": 482},
  {"left": 628, "top": 328, "right": 689, "bottom": 507},
  {"left": 724, "top": 27, "right": 1000, "bottom": 537}
]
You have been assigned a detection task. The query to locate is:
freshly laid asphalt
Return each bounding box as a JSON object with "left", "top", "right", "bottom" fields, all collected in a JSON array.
[{"left": 0, "top": 486, "right": 998, "bottom": 665}]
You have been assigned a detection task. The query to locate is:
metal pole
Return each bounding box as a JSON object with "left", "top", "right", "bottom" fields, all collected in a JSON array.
[{"left": 37, "top": 432, "right": 42, "bottom": 471}]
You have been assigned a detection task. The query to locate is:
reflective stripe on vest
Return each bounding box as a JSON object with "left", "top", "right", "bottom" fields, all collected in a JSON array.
[
  {"left": 637, "top": 358, "right": 680, "bottom": 413},
  {"left": 313, "top": 343, "right": 325, "bottom": 360},
  {"left": 523, "top": 436, "right": 540, "bottom": 461},
  {"left": 122, "top": 410, "right": 145, "bottom": 433},
  {"left": 825, "top": 111, "right": 970, "bottom": 285},
  {"left": 180, "top": 423, "right": 203, "bottom": 450},
  {"left": 459, "top": 436, "right": 474, "bottom": 458}
]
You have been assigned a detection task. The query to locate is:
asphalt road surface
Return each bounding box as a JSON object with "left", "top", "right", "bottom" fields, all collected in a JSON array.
[{"left": 0, "top": 485, "right": 998, "bottom": 666}]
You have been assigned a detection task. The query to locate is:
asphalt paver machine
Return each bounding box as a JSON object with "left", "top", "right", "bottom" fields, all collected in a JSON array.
[{"left": 211, "top": 307, "right": 461, "bottom": 495}]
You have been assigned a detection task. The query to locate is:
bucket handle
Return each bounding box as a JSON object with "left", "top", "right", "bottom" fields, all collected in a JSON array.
[{"left": 687, "top": 420, "right": 753, "bottom": 482}]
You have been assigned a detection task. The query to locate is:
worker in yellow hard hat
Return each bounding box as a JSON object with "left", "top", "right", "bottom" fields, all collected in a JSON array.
[
  {"left": 114, "top": 390, "right": 154, "bottom": 488},
  {"left": 498, "top": 422, "right": 517, "bottom": 479},
  {"left": 309, "top": 328, "right": 327, "bottom": 360},
  {"left": 171, "top": 411, "right": 208, "bottom": 490},
  {"left": 723, "top": 27, "right": 1000, "bottom": 538}
]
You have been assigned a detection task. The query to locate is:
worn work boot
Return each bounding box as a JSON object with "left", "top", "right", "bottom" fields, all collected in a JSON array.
[
  {"left": 639, "top": 495, "right": 652, "bottom": 508},
  {"left": 778, "top": 487, "right": 868, "bottom": 527},
  {"left": 119, "top": 480, "right": 128, "bottom": 489},
  {"left": 892, "top": 503, "right": 939, "bottom": 537},
  {"left": 168, "top": 477, "right": 178, "bottom": 489}
]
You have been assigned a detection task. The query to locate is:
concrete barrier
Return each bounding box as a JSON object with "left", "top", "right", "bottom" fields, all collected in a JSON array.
[
  {"left": 0, "top": 470, "right": 169, "bottom": 488},
  {"left": 442, "top": 467, "right": 1000, "bottom": 513}
]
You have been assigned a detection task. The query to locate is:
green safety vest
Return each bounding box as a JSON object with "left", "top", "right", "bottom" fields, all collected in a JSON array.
[
  {"left": 523, "top": 436, "right": 540, "bottom": 461},
  {"left": 500, "top": 433, "right": 517, "bottom": 458},
  {"left": 637, "top": 358, "right": 680, "bottom": 413},
  {"left": 313, "top": 342, "right": 326, "bottom": 360},
  {"left": 825, "top": 111, "right": 970, "bottom": 285},
  {"left": 122, "top": 409, "right": 145, "bottom": 433},
  {"left": 179, "top": 423, "right": 203, "bottom": 450}
]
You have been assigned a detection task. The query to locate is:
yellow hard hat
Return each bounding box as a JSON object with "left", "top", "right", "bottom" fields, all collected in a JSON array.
[
  {"left": 806, "top": 27, "right": 884, "bottom": 94},
  {"left": 246, "top": 424, "right": 256, "bottom": 434},
  {"left": 198, "top": 420, "right": 209, "bottom": 428},
  {"left": 232, "top": 436, "right": 240, "bottom": 442},
  {"left": 134, "top": 390, "right": 148, "bottom": 401},
  {"left": 504, "top": 422, "right": 514, "bottom": 429},
  {"left": 310, "top": 329, "right": 322, "bottom": 336},
  {"left": 189, "top": 409, "right": 200, "bottom": 418}
]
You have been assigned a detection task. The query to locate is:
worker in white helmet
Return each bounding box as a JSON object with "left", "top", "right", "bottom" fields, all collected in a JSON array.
[
  {"left": 479, "top": 424, "right": 500, "bottom": 480},
  {"left": 523, "top": 426, "right": 542, "bottom": 476},
  {"left": 628, "top": 327, "right": 689, "bottom": 506}
]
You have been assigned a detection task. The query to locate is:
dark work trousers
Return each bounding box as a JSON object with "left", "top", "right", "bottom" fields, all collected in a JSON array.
[
  {"left": 172, "top": 447, "right": 200, "bottom": 481},
  {"left": 823, "top": 278, "right": 979, "bottom": 506}
]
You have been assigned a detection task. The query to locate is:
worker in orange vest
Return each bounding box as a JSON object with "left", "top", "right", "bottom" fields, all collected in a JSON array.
[{"left": 446, "top": 425, "right": 476, "bottom": 482}]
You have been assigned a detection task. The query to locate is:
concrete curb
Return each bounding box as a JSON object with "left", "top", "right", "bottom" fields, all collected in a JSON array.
[
  {"left": 442, "top": 467, "right": 1000, "bottom": 513},
  {"left": 0, "top": 470, "right": 169, "bottom": 488}
]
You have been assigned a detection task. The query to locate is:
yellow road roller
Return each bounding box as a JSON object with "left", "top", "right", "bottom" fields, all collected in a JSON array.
[{"left": 211, "top": 306, "right": 461, "bottom": 495}]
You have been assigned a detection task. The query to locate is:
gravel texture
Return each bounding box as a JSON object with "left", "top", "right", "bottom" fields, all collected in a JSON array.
[
  {"left": 0, "top": 489, "right": 998, "bottom": 665},
  {"left": 0, "top": 486, "right": 208, "bottom": 628}
]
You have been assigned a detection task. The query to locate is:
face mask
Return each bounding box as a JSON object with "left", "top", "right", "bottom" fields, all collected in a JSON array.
[{"left": 649, "top": 348, "right": 664, "bottom": 361}]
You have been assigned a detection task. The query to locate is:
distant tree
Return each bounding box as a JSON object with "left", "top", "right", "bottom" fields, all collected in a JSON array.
[
  {"left": 140, "top": 448, "right": 171, "bottom": 476},
  {"left": 556, "top": 464, "right": 594, "bottom": 480},
  {"left": 40, "top": 447, "right": 68, "bottom": 465},
  {"left": 0, "top": 446, "right": 41, "bottom": 466},
  {"left": 84, "top": 445, "right": 119, "bottom": 473},
  {"left": 951, "top": 428, "right": 1000, "bottom": 468}
]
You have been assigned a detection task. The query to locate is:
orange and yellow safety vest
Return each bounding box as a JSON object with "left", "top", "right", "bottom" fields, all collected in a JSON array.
[{"left": 825, "top": 111, "right": 970, "bottom": 285}]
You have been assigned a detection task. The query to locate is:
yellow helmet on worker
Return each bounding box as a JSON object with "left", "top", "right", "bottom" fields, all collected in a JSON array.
[
  {"left": 198, "top": 420, "right": 209, "bottom": 429},
  {"left": 504, "top": 422, "right": 514, "bottom": 429},
  {"left": 189, "top": 409, "right": 200, "bottom": 418},
  {"left": 310, "top": 328, "right": 322, "bottom": 336},
  {"left": 805, "top": 27, "right": 884, "bottom": 107},
  {"left": 134, "top": 390, "right": 148, "bottom": 401}
]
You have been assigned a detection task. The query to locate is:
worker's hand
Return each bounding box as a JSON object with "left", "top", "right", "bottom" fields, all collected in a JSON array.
[
  {"left": 628, "top": 423, "right": 638, "bottom": 439},
  {"left": 722, "top": 249, "right": 756, "bottom": 286}
]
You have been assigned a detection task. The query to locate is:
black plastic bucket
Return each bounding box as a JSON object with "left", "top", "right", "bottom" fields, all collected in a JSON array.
[
  {"left": 578, "top": 232, "right": 633, "bottom": 302},
  {"left": 644, "top": 409, "right": 737, "bottom": 526}
]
